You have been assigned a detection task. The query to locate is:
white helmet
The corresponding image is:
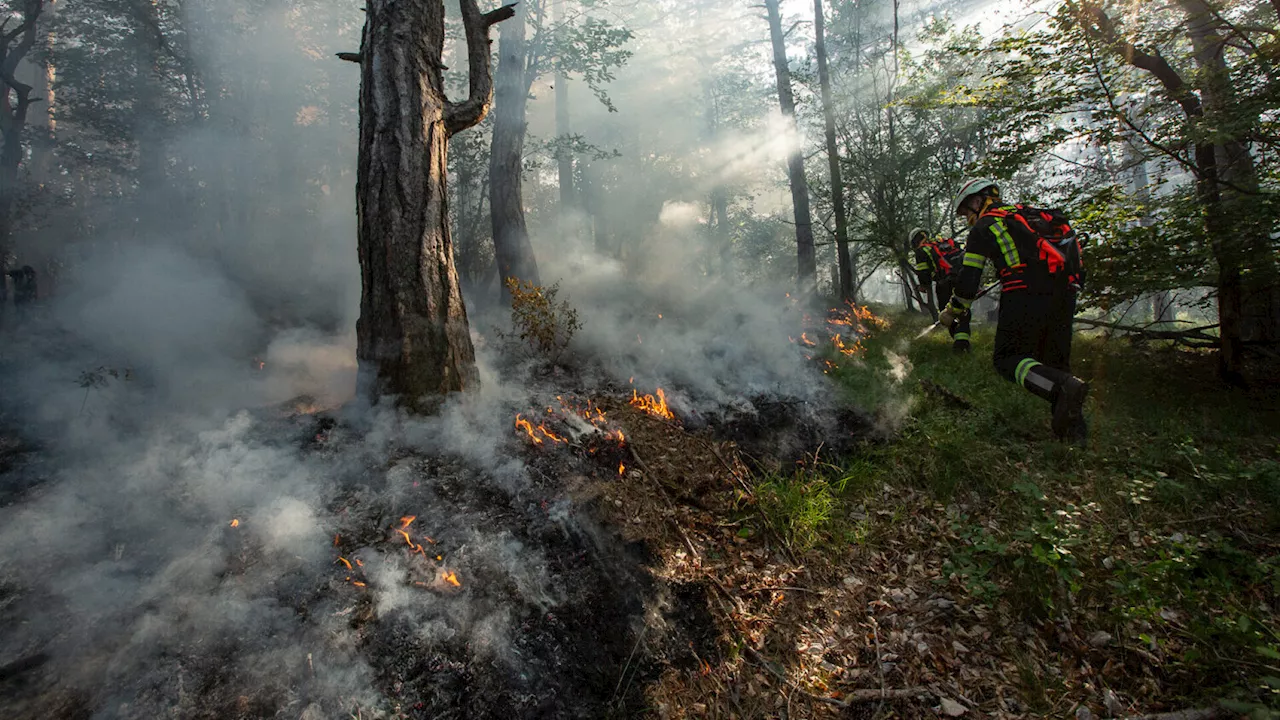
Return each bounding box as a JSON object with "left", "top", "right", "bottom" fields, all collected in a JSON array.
[
  {"left": 907, "top": 227, "right": 928, "bottom": 246},
  {"left": 952, "top": 178, "right": 999, "bottom": 216}
]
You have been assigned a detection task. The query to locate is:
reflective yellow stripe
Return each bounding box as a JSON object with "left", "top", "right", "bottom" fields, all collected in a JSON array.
[
  {"left": 991, "top": 219, "right": 1021, "bottom": 267},
  {"left": 914, "top": 261, "right": 930, "bottom": 271},
  {"left": 1015, "top": 358, "right": 1041, "bottom": 387},
  {"left": 953, "top": 332, "right": 970, "bottom": 341},
  {"left": 963, "top": 252, "right": 985, "bottom": 269}
]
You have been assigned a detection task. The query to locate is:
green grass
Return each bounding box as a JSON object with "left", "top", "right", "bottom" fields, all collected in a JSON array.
[{"left": 762, "top": 308, "right": 1280, "bottom": 711}]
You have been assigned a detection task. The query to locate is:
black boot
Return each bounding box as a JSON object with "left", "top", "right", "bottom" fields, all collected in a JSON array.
[
  {"left": 1022, "top": 365, "right": 1089, "bottom": 444},
  {"left": 1051, "top": 376, "right": 1089, "bottom": 444},
  {"left": 952, "top": 339, "right": 971, "bottom": 354}
]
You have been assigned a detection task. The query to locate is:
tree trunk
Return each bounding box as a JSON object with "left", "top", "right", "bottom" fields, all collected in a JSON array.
[
  {"left": 813, "top": 0, "right": 853, "bottom": 301},
  {"left": 354, "top": 0, "right": 511, "bottom": 410},
  {"left": 552, "top": 0, "right": 574, "bottom": 214},
  {"left": 0, "top": 0, "right": 44, "bottom": 275},
  {"left": 763, "top": 0, "right": 816, "bottom": 293},
  {"left": 131, "top": 0, "right": 165, "bottom": 234},
  {"left": 490, "top": 0, "right": 540, "bottom": 297},
  {"left": 1180, "top": 0, "right": 1278, "bottom": 381}
]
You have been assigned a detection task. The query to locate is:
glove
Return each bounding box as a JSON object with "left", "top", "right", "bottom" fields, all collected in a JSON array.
[{"left": 939, "top": 305, "right": 961, "bottom": 328}]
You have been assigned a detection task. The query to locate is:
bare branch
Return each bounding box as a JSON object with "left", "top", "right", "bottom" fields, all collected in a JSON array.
[
  {"left": 444, "top": 2, "right": 517, "bottom": 136},
  {"left": 336, "top": 52, "right": 362, "bottom": 63}
]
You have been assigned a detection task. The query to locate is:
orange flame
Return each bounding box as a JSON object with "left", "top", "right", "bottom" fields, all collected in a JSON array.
[
  {"left": 630, "top": 387, "right": 675, "bottom": 420},
  {"left": 229, "top": 519, "right": 240, "bottom": 528},
  {"left": 397, "top": 529, "right": 413, "bottom": 547},
  {"left": 333, "top": 533, "right": 340, "bottom": 547},
  {"left": 799, "top": 332, "right": 817, "bottom": 347},
  {"left": 442, "top": 571, "right": 461, "bottom": 587},
  {"left": 400, "top": 515, "right": 416, "bottom": 529},
  {"left": 618, "top": 463, "right": 626, "bottom": 476},
  {"left": 352, "top": 581, "right": 367, "bottom": 588},
  {"left": 515, "top": 414, "right": 541, "bottom": 444},
  {"left": 337, "top": 557, "right": 353, "bottom": 570}
]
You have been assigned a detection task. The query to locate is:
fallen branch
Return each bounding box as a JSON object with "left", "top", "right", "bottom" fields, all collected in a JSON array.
[
  {"left": 1123, "top": 708, "right": 1227, "bottom": 720},
  {"left": 745, "top": 647, "right": 932, "bottom": 707},
  {"left": 626, "top": 444, "right": 699, "bottom": 559},
  {"left": 1074, "top": 317, "right": 1221, "bottom": 347},
  {"left": 919, "top": 379, "right": 975, "bottom": 410}
]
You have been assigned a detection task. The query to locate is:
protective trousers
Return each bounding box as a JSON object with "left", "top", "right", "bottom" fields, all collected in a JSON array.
[
  {"left": 936, "top": 276, "right": 971, "bottom": 344},
  {"left": 992, "top": 288, "right": 1077, "bottom": 402}
]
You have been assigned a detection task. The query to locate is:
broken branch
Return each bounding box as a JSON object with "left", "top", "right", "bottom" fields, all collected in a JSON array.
[
  {"left": 336, "top": 52, "right": 362, "bottom": 63},
  {"left": 1123, "top": 708, "right": 1226, "bottom": 720},
  {"left": 444, "top": 1, "right": 516, "bottom": 135}
]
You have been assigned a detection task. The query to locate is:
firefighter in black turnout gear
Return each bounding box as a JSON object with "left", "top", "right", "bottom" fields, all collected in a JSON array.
[
  {"left": 939, "top": 179, "right": 1089, "bottom": 444},
  {"left": 911, "top": 228, "right": 971, "bottom": 353}
]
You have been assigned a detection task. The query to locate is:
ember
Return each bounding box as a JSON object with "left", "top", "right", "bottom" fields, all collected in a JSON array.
[
  {"left": 229, "top": 518, "right": 240, "bottom": 528},
  {"left": 441, "top": 571, "right": 461, "bottom": 588}
]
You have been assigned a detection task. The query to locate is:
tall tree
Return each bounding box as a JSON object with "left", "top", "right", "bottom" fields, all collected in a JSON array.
[
  {"left": 488, "top": 0, "right": 630, "bottom": 299},
  {"left": 552, "top": 0, "right": 573, "bottom": 214},
  {"left": 763, "top": 0, "right": 816, "bottom": 292},
  {"left": 1061, "top": 0, "right": 1279, "bottom": 383},
  {"left": 813, "top": 0, "right": 853, "bottom": 300},
  {"left": 489, "top": 0, "right": 540, "bottom": 292},
  {"left": 351, "top": 0, "right": 513, "bottom": 410},
  {"left": 0, "top": 0, "right": 47, "bottom": 270}
]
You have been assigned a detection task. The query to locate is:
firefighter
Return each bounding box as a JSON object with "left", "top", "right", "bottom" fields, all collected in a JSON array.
[
  {"left": 939, "top": 179, "right": 1088, "bottom": 443},
  {"left": 910, "top": 227, "right": 971, "bottom": 353}
]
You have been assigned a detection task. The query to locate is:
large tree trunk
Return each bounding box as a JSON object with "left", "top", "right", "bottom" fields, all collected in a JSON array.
[
  {"left": 764, "top": 0, "right": 816, "bottom": 293},
  {"left": 489, "top": 1, "right": 540, "bottom": 297},
  {"left": 0, "top": 0, "right": 44, "bottom": 274},
  {"left": 813, "top": 0, "right": 853, "bottom": 301},
  {"left": 1073, "top": 0, "right": 1273, "bottom": 384},
  {"left": 131, "top": 0, "right": 166, "bottom": 236},
  {"left": 354, "top": 0, "right": 511, "bottom": 410},
  {"left": 552, "top": 0, "right": 574, "bottom": 215},
  {"left": 1180, "top": 0, "right": 1278, "bottom": 381}
]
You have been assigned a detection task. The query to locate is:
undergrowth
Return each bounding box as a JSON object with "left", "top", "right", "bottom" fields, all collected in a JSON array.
[{"left": 753, "top": 307, "right": 1280, "bottom": 714}]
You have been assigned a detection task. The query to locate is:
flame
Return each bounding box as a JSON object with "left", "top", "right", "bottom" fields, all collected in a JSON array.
[
  {"left": 515, "top": 414, "right": 542, "bottom": 444},
  {"left": 631, "top": 387, "right": 675, "bottom": 420},
  {"left": 352, "top": 581, "right": 367, "bottom": 588},
  {"left": 355, "top": 558, "right": 364, "bottom": 567},
  {"left": 515, "top": 414, "right": 569, "bottom": 445},
  {"left": 442, "top": 571, "right": 461, "bottom": 587},
  {"left": 396, "top": 529, "right": 414, "bottom": 547},
  {"left": 337, "top": 557, "right": 353, "bottom": 570},
  {"left": 400, "top": 515, "right": 416, "bottom": 529},
  {"left": 799, "top": 332, "right": 817, "bottom": 347},
  {"left": 618, "top": 463, "right": 626, "bottom": 476},
  {"left": 229, "top": 519, "right": 240, "bottom": 528},
  {"left": 333, "top": 533, "right": 340, "bottom": 547}
]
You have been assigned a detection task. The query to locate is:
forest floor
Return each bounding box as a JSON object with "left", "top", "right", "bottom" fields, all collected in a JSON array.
[{"left": 597, "top": 310, "right": 1280, "bottom": 719}]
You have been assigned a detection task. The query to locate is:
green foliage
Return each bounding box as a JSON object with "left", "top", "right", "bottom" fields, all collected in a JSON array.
[
  {"left": 503, "top": 278, "right": 583, "bottom": 363},
  {"left": 825, "top": 312, "right": 1280, "bottom": 705},
  {"left": 755, "top": 467, "right": 837, "bottom": 554}
]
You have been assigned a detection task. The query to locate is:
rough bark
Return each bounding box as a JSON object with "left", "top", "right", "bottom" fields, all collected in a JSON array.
[
  {"left": 0, "top": 0, "right": 45, "bottom": 272},
  {"left": 490, "top": 0, "right": 541, "bottom": 297},
  {"left": 354, "top": 0, "right": 509, "bottom": 410},
  {"left": 764, "top": 0, "right": 817, "bottom": 293},
  {"left": 814, "top": 0, "right": 853, "bottom": 301}
]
